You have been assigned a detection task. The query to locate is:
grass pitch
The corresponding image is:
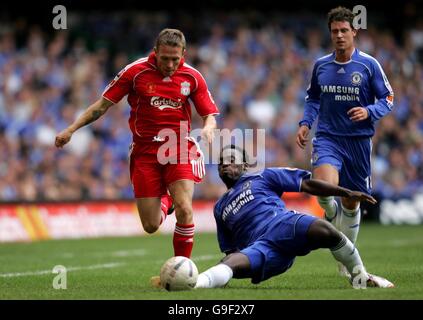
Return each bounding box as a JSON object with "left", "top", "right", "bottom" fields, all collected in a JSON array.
[{"left": 1, "top": 224, "right": 423, "bottom": 300}]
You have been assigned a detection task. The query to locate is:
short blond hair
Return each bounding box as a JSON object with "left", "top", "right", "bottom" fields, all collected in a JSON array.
[{"left": 154, "top": 28, "right": 186, "bottom": 50}]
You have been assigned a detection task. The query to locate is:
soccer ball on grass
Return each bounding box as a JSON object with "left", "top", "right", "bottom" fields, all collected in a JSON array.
[{"left": 160, "top": 256, "right": 198, "bottom": 291}]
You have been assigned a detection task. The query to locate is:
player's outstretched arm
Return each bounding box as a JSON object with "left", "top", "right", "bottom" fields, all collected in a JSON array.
[
  {"left": 55, "top": 97, "right": 114, "bottom": 148},
  {"left": 300, "top": 179, "right": 377, "bottom": 204}
]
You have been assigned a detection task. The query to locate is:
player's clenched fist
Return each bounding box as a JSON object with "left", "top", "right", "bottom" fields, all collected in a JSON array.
[
  {"left": 347, "top": 106, "right": 369, "bottom": 122},
  {"left": 55, "top": 129, "right": 73, "bottom": 148}
]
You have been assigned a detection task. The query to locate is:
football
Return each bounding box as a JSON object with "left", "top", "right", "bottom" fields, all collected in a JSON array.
[{"left": 160, "top": 256, "right": 199, "bottom": 291}]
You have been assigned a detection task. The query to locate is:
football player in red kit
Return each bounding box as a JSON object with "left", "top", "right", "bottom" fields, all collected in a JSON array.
[{"left": 55, "top": 29, "right": 219, "bottom": 260}]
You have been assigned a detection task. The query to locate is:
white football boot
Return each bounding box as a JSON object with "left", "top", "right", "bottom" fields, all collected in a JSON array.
[{"left": 366, "top": 274, "right": 395, "bottom": 288}]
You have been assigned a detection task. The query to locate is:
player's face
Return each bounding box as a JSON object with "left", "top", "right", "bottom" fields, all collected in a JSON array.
[
  {"left": 155, "top": 45, "right": 185, "bottom": 77},
  {"left": 330, "top": 21, "right": 357, "bottom": 52},
  {"left": 218, "top": 148, "right": 246, "bottom": 186}
]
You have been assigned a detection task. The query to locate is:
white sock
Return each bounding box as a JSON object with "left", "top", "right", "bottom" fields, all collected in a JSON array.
[
  {"left": 340, "top": 204, "right": 361, "bottom": 244},
  {"left": 330, "top": 234, "right": 368, "bottom": 280},
  {"left": 318, "top": 197, "right": 338, "bottom": 225},
  {"left": 194, "top": 264, "right": 233, "bottom": 289}
]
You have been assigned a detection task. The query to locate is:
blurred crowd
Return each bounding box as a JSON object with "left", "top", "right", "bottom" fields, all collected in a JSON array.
[{"left": 1, "top": 10, "right": 422, "bottom": 202}]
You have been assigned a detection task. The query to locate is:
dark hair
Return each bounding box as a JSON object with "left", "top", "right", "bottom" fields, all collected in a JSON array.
[
  {"left": 154, "top": 28, "right": 186, "bottom": 50},
  {"left": 327, "top": 6, "right": 356, "bottom": 30},
  {"left": 220, "top": 144, "right": 249, "bottom": 164}
]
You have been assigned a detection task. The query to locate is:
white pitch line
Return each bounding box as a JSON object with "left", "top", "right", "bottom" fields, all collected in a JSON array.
[
  {"left": 191, "top": 254, "right": 222, "bottom": 262},
  {"left": 103, "top": 249, "right": 147, "bottom": 257},
  {"left": 0, "top": 262, "right": 125, "bottom": 278},
  {"left": 0, "top": 253, "right": 222, "bottom": 278},
  {"left": 58, "top": 249, "right": 147, "bottom": 259},
  {"left": 149, "top": 254, "right": 222, "bottom": 264}
]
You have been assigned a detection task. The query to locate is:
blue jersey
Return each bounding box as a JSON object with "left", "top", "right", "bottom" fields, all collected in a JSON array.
[
  {"left": 300, "top": 48, "right": 394, "bottom": 137},
  {"left": 214, "top": 167, "right": 311, "bottom": 253}
]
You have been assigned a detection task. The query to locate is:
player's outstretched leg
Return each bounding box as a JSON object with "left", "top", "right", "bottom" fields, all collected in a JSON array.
[
  {"left": 195, "top": 264, "right": 234, "bottom": 289},
  {"left": 330, "top": 231, "right": 394, "bottom": 288},
  {"left": 195, "top": 253, "right": 250, "bottom": 289},
  {"left": 308, "top": 219, "right": 360, "bottom": 280},
  {"left": 331, "top": 236, "right": 394, "bottom": 289},
  {"left": 307, "top": 219, "right": 343, "bottom": 249},
  {"left": 318, "top": 197, "right": 349, "bottom": 276},
  {"left": 308, "top": 219, "right": 394, "bottom": 288}
]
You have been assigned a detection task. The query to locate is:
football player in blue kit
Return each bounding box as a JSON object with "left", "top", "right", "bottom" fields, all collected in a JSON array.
[
  {"left": 195, "top": 145, "right": 394, "bottom": 289},
  {"left": 296, "top": 7, "right": 394, "bottom": 276}
]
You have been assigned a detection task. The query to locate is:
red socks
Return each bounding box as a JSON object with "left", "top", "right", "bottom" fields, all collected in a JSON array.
[
  {"left": 173, "top": 223, "right": 195, "bottom": 258},
  {"left": 160, "top": 194, "right": 194, "bottom": 258},
  {"left": 160, "top": 194, "right": 173, "bottom": 224}
]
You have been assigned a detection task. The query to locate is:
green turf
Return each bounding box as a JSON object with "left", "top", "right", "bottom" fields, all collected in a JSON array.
[{"left": 1, "top": 224, "right": 423, "bottom": 299}]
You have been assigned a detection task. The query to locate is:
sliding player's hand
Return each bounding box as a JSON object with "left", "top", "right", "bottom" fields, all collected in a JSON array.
[{"left": 346, "top": 190, "right": 377, "bottom": 204}]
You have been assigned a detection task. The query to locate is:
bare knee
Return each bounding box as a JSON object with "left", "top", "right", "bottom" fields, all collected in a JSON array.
[
  {"left": 174, "top": 200, "right": 193, "bottom": 223},
  {"left": 312, "top": 164, "right": 339, "bottom": 185},
  {"left": 142, "top": 222, "right": 160, "bottom": 234},
  {"left": 136, "top": 198, "right": 162, "bottom": 234},
  {"left": 168, "top": 180, "right": 194, "bottom": 224},
  {"left": 308, "top": 219, "right": 342, "bottom": 249},
  {"left": 221, "top": 253, "right": 251, "bottom": 279}
]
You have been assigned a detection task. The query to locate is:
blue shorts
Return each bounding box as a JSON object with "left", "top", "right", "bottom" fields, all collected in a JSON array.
[
  {"left": 311, "top": 133, "right": 372, "bottom": 194},
  {"left": 240, "top": 212, "right": 317, "bottom": 284}
]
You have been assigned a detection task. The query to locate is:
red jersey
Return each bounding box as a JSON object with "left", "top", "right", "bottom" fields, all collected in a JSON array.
[{"left": 102, "top": 53, "right": 219, "bottom": 149}]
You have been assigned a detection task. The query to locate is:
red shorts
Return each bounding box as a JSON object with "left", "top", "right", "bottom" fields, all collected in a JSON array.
[{"left": 129, "top": 139, "right": 205, "bottom": 198}]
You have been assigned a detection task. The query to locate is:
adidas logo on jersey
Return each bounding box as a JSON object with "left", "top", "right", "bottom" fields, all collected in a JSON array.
[
  {"left": 162, "top": 77, "right": 172, "bottom": 82},
  {"left": 337, "top": 67, "right": 346, "bottom": 74}
]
